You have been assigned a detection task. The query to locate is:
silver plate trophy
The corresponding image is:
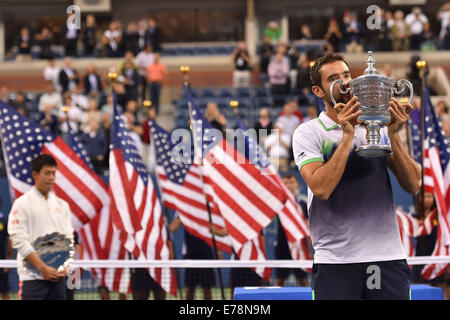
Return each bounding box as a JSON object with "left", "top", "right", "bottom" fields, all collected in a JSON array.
[
  {"left": 23, "top": 232, "right": 74, "bottom": 277},
  {"left": 330, "top": 51, "right": 413, "bottom": 157}
]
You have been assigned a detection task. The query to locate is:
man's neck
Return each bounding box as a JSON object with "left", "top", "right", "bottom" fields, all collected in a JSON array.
[{"left": 36, "top": 187, "right": 49, "bottom": 200}]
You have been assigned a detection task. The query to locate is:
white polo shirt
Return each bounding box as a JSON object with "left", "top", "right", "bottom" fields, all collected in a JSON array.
[
  {"left": 292, "top": 111, "right": 406, "bottom": 264},
  {"left": 8, "top": 187, "right": 74, "bottom": 281}
]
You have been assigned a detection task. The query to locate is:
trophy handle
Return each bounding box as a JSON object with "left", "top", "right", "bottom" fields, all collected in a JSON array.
[
  {"left": 394, "top": 79, "right": 414, "bottom": 104},
  {"left": 330, "top": 79, "right": 351, "bottom": 106}
]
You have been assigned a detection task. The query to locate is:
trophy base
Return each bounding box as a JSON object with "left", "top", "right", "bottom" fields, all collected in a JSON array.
[{"left": 356, "top": 144, "right": 392, "bottom": 158}]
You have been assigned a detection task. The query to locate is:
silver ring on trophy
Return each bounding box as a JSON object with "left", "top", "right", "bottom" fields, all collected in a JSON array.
[
  {"left": 329, "top": 51, "right": 414, "bottom": 157},
  {"left": 23, "top": 232, "right": 75, "bottom": 277}
]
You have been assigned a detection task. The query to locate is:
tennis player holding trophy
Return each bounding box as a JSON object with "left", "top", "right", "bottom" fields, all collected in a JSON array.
[
  {"left": 8, "top": 154, "right": 74, "bottom": 300},
  {"left": 292, "top": 51, "right": 420, "bottom": 299}
]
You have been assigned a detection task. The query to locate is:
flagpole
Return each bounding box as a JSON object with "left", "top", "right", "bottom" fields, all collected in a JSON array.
[
  {"left": 417, "top": 59, "right": 427, "bottom": 220},
  {"left": 182, "top": 65, "right": 226, "bottom": 300},
  {"left": 145, "top": 100, "right": 184, "bottom": 300}
]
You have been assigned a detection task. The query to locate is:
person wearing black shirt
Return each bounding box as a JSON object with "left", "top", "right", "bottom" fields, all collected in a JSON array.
[
  {"left": 258, "top": 36, "right": 273, "bottom": 83},
  {"left": 82, "top": 14, "right": 97, "bottom": 57},
  {"left": 16, "top": 27, "right": 32, "bottom": 61},
  {"left": 232, "top": 41, "right": 251, "bottom": 88},
  {"left": 122, "top": 21, "right": 140, "bottom": 56},
  {"left": 145, "top": 18, "right": 161, "bottom": 53}
]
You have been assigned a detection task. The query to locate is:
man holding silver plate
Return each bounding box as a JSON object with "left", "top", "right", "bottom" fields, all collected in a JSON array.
[
  {"left": 292, "top": 52, "right": 421, "bottom": 299},
  {"left": 8, "top": 154, "right": 74, "bottom": 300}
]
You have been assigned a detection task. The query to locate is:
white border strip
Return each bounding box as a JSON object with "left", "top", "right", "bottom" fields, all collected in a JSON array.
[{"left": 0, "top": 257, "right": 449, "bottom": 269}]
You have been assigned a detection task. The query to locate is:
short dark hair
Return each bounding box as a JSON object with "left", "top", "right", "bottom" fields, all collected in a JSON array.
[
  {"left": 282, "top": 173, "right": 297, "bottom": 180},
  {"left": 31, "top": 154, "right": 57, "bottom": 173},
  {"left": 310, "top": 53, "right": 349, "bottom": 89}
]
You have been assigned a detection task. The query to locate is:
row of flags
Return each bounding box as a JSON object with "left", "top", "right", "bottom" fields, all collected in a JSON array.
[{"left": 0, "top": 81, "right": 448, "bottom": 298}]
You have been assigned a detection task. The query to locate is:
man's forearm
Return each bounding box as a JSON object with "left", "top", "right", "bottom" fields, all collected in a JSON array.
[
  {"left": 308, "top": 134, "right": 354, "bottom": 201},
  {"left": 388, "top": 133, "right": 421, "bottom": 194}
]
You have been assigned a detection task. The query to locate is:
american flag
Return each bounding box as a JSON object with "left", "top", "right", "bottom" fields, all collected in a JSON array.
[
  {"left": 408, "top": 86, "right": 450, "bottom": 279},
  {"left": 65, "top": 123, "right": 131, "bottom": 294},
  {"left": 187, "top": 90, "right": 287, "bottom": 253},
  {"left": 235, "top": 118, "right": 311, "bottom": 271},
  {"left": 149, "top": 120, "right": 232, "bottom": 253},
  {"left": 0, "top": 101, "right": 108, "bottom": 231},
  {"left": 396, "top": 208, "right": 437, "bottom": 258},
  {"left": 108, "top": 95, "right": 177, "bottom": 296}
]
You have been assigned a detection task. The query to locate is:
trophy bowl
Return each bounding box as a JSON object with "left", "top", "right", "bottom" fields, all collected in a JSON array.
[
  {"left": 330, "top": 51, "right": 413, "bottom": 157},
  {"left": 23, "top": 232, "right": 74, "bottom": 278}
]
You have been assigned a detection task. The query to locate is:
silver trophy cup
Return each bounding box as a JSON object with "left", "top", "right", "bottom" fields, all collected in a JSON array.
[
  {"left": 330, "top": 51, "right": 413, "bottom": 157},
  {"left": 23, "top": 232, "right": 74, "bottom": 277}
]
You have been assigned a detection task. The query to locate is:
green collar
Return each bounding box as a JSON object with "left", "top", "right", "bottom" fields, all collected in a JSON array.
[{"left": 317, "top": 112, "right": 339, "bottom": 131}]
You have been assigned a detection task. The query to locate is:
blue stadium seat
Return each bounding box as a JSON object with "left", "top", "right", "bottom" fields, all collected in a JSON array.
[
  {"left": 195, "top": 47, "right": 213, "bottom": 55},
  {"left": 219, "top": 88, "right": 233, "bottom": 98},
  {"left": 179, "top": 47, "right": 195, "bottom": 56},
  {"left": 236, "top": 88, "right": 250, "bottom": 98},
  {"left": 162, "top": 48, "right": 177, "bottom": 56},
  {"left": 201, "top": 88, "right": 216, "bottom": 99}
]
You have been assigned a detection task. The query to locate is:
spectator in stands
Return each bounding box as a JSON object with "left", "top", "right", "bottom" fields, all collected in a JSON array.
[
  {"left": 0, "top": 85, "right": 9, "bottom": 103},
  {"left": 405, "top": 7, "right": 429, "bottom": 51},
  {"left": 420, "top": 22, "right": 436, "bottom": 51},
  {"left": 324, "top": 18, "right": 343, "bottom": 53},
  {"left": 16, "top": 27, "right": 32, "bottom": 61},
  {"left": 82, "top": 14, "right": 97, "bottom": 57},
  {"left": 437, "top": 2, "right": 450, "bottom": 50},
  {"left": 231, "top": 41, "right": 251, "bottom": 88},
  {"left": 59, "top": 93, "right": 83, "bottom": 134},
  {"left": 146, "top": 53, "right": 167, "bottom": 114},
  {"left": 81, "top": 98, "right": 101, "bottom": 133},
  {"left": 343, "top": 11, "right": 363, "bottom": 53},
  {"left": 268, "top": 48, "right": 289, "bottom": 108},
  {"left": 71, "top": 83, "right": 89, "bottom": 111},
  {"left": 103, "top": 21, "right": 122, "bottom": 58},
  {"left": 43, "top": 58, "right": 61, "bottom": 92},
  {"left": 392, "top": 10, "right": 411, "bottom": 51},
  {"left": 275, "top": 173, "right": 309, "bottom": 287},
  {"left": 296, "top": 49, "right": 316, "bottom": 96},
  {"left": 302, "top": 105, "right": 318, "bottom": 122},
  {"left": 38, "top": 81, "right": 63, "bottom": 115},
  {"left": 123, "top": 111, "right": 143, "bottom": 156},
  {"left": 137, "top": 19, "right": 148, "bottom": 52},
  {"left": 276, "top": 100, "right": 302, "bottom": 139},
  {"left": 298, "top": 24, "right": 312, "bottom": 42},
  {"left": 265, "top": 125, "right": 291, "bottom": 172},
  {"left": 63, "top": 11, "right": 80, "bottom": 57},
  {"left": 136, "top": 43, "right": 154, "bottom": 101},
  {"left": 101, "top": 93, "right": 116, "bottom": 119},
  {"left": 59, "top": 57, "right": 79, "bottom": 94},
  {"left": 264, "top": 21, "right": 282, "bottom": 45},
  {"left": 205, "top": 102, "right": 227, "bottom": 136},
  {"left": 81, "top": 119, "right": 107, "bottom": 174},
  {"left": 118, "top": 51, "right": 137, "bottom": 74},
  {"left": 0, "top": 197, "right": 14, "bottom": 300},
  {"left": 35, "top": 27, "right": 54, "bottom": 60},
  {"left": 253, "top": 107, "right": 273, "bottom": 145},
  {"left": 39, "top": 103, "right": 59, "bottom": 135},
  {"left": 122, "top": 21, "right": 140, "bottom": 56},
  {"left": 286, "top": 44, "right": 300, "bottom": 91},
  {"left": 122, "top": 60, "right": 140, "bottom": 103},
  {"left": 370, "top": 8, "right": 390, "bottom": 52},
  {"left": 169, "top": 214, "right": 215, "bottom": 300},
  {"left": 145, "top": 18, "right": 161, "bottom": 53},
  {"left": 9, "top": 90, "right": 28, "bottom": 116},
  {"left": 436, "top": 100, "right": 449, "bottom": 121},
  {"left": 258, "top": 36, "right": 273, "bottom": 86},
  {"left": 83, "top": 63, "right": 103, "bottom": 98}
]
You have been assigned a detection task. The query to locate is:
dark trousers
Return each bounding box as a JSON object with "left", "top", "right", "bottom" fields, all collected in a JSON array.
[
  {"left": 140, "top": 75, "right": 149, "bottom": 101},
  {"left": 20, "top": 279, "right": 67, "bottom": 300},
  {"left": 149, "top": 82, "right": 162, "bottom": 114},
  {"left": 65, "top": 39, "right": 78, "bottom": 57},
  {"left": 311, "top": 259, "right": 411, "bottom": 300}
]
